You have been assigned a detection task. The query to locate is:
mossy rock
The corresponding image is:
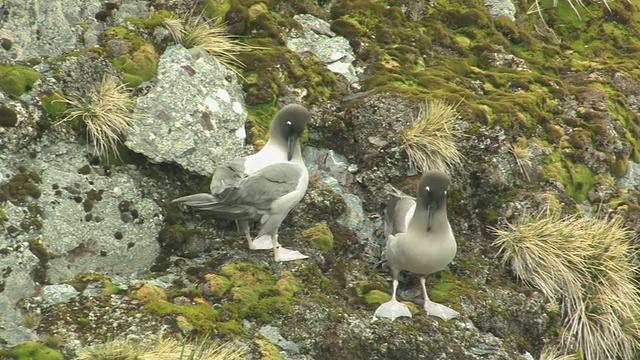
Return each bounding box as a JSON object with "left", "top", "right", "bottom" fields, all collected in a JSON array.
[
  {"left": 5, "top": 341, "right": 64, "bottom": 360},
  {"left": 203, "top": 0, "right": 232, "bottom": 20},
  {"left": 40, "top": 93, "right": 67, "bottom": 116},
  {"left": 301, "top": 222, "right": 334, "bottom": 252},
  {"left": 0, "top": 172, "right": 42, "bottom": 205},
  {"left": 136, "top": 283, "right": 168, "bottom": 302},
  {"left": 0, "top": 64, "right": 41, "bottom": 98},
  {"left": 540, "top": 153, "right": 595, "bottom": 203},
  {"left": 204, "top": 273, "right": 233, "bottom": 297},
  {"left": 0, "top": 104, "right": 18, "bottom": 127},
  {"left": 112, "top": 42, "right": 159, "bottom": 87},
  {"left": 363, "top": 289, "right": 391, "bottom": 306}
]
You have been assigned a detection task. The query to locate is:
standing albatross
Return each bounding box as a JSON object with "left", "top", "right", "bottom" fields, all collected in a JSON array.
[
  {"left": 173, "top": 104, "right": 310, "bottom": 262},
  {"left": 374, "top": 171, "right": 460, "bottom": 321}
]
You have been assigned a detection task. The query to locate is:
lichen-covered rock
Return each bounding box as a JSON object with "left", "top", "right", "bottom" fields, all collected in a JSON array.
[
  {"left": 287, "top": 14, "right": 359, "bottom": 87},
  {"left": 126, "top": 45, "right": 248, "bottom": 176},
  {"left": 0, "top": 141, "right": 163, "bottom": 286},
  {"left": 483, "top": 0, "right": 517, "bottom": 21},
  {"left": 0, "top": 245, "right": 39, "bottom": 346},
  {"left": 0, "top": 0, "right": 102, "bottom": 62}
]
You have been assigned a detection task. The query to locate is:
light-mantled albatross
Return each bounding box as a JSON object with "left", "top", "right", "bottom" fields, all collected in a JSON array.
[
  {"left": 374, "top": 171, "right": 460, "bottom": 321},
  {"left": 173, "top": 104, "right": 310, "bottom": 262}
]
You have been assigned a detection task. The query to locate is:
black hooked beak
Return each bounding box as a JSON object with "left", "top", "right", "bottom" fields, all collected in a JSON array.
[
  {"left": 287, "top": 132, "right": 298, "bottom": 161},
  {"left": 427, "top": 201, "right": 435, "bottom": 232}
]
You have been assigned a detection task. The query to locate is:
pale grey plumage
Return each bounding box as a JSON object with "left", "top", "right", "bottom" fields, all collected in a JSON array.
[
  {"left": 173, "top": 104, "right": 311, "bottom": 262},
  {"left": 374, "top": 171, "right": 459, "bottom": 321}
]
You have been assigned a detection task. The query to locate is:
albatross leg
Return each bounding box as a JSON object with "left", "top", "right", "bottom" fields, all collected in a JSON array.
[
  {"left": 271, "top": 235, "right": 308, "bottom": 262},
  {"left": 251, "top": 234, "right": 274, "bottom": 250},
  {"left": 373, "top": 278, "right": 412, "bottom": 321},
  {"left": 420, "top": 277, "right": 459, "bottom": 321}
]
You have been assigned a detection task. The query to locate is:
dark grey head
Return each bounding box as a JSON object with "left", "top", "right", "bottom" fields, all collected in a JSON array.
[
  {"left": 417, "top": 171, "right": 451, "bottom": 230},
  {"left": 270, "top": 104, "right": 310, "bottom": 160}
]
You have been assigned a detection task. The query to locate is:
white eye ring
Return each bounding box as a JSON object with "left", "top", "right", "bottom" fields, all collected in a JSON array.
[
  {"left": 425, "top": 186, "right": 430, "bottom": 192},
  {"left": 286, "top": 121, "right": 292, "bottom": 125}
]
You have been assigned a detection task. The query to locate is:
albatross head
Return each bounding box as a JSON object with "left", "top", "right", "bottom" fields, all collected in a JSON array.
[
  {"left": 270, "top": 104, "right": 310, "bottom": 161},
  {"left": 417, "top": 171, "right": 451, "bottom": 231}
]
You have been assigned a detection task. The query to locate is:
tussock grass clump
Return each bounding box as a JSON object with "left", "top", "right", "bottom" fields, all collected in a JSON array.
[
  {"left": 76, "top": 336, "right": 246, "bottom": 360},
  {"left": 402, "top": 99, "right": 463, "bottom": 173},
  {"left": 510, "top": 139, "right": 532, "bottom": 181},
  {"left": 163, "top": 12, "right": 255, "bottom": 74},
  {"left": 57, "top": 76, "right": 137, "bottom": 160},
  {"left": 492, "top": 209, "right": 640, "bottom": 359}
]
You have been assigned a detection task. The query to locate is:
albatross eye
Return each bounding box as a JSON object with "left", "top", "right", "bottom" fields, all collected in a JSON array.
[
  {"left": 286, "top": 121, "right": 292, "bottom": 125},
  {"left": 425, "top": 186, "right": 430, "bottom": 192}
]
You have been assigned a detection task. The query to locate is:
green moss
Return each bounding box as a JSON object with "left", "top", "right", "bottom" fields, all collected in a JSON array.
[
  {"left": 40, "top": 92, "right": 67, "bottom": 116},
  {"left": 0, "top": 64, "right": 41, "bottom": 98},
  {"left": 363, "top": 289, "right": 391, "bottom": 306},
  {"left": 216, "top": 320, "right": 243, "bottom": 338},
  {"left": 539, "top": 153, "right": 595, "bottom": 203},
  {"left": 5, "top": 341, "right": 63, "bottom": 360},
  {"left": 112, "top": 42, "right": 159, "bottom": 87},
  {"left": 203, "top": 0, "right": 231, "bottom": 20},
  {"left": 1, "top": 38, "right": 12, "bottom": 51},
  {"left": 611, "top": 155, "right": 629, "bottom": 178},
  {"left": 0, "top": 105, "right": 18, "bottom": 127},
  {"left": 301, "top": 222, "right": 334, "bottom": 252},
  {"left": 144, "top": 300, "right": 219, "bottom": 333},
  {"left": 0, "top": 208, "right": 7, "bottom": 227},
  {"left": 0, "top": 173, "right": 42, "bottom": 205},
  {"left": 66, "top": 273, "right": 123, "bottom": 294},
  {"left": 204, "top": 273, "right": 233, "bottom": 297},
  {"left": 256, "top": 338, "right": 285, "bottom": 360},
  {"left": 124, "top": 9, "right": 174, "bottom": 28},
  {"left": 428, "top": 281, "right": 456, "bottom": 303}
]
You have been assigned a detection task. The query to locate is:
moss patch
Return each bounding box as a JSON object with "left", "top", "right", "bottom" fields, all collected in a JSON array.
[
  {"left": 0, "top": 171, "right": 42, "bottom": 205},
  {"left": 40, "top": 92, "right": 67, "bottom": 116},
  {"left": 363, "top": 289, "right": 391, "bottom": 305},
  {"left": 0, "top": 64, "right": 41, "bottom": 98},
  {"left": 301, "top": 222, "right": 334, "bottom": 252},
  {"left": 0, "top": 104, "right": 18, "bottom": 127},
  {"left": 540, "top": 153, "right": 595, "bottom": 203},
  {"left": 4, "top": 341, "right": 63, "bottom": 360},
  {"left": 112, "top": 42, "right": 159, "bottom": 87}
]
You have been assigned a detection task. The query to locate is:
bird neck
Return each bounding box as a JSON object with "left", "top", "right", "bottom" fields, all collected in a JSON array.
[
  {"left": 261, "top": 138, "right": 303, "bottom": 162},
  {"left": 409, "top": 202, "right": 449, "bottom": 234}
]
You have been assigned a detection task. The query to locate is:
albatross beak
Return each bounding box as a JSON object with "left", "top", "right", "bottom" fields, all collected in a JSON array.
[
  {"left": 287, "top": 133, "right": 298, "bottom": 161},
  {"left": 427, "top": 202, "right": 435, "bottom": 232}
]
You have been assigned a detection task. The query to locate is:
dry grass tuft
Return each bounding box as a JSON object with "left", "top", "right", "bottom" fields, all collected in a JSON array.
[
  {"left": 509, "top": 139, "right": 533, "bottom": 181},
  {"left": 163, "top": 12, "right": 257, "bottom": 74},
  {"left": 491, "top": 208, "right": 640, "bottom": 359},
  {"left": 56, "top": 76, "right": 137, "bottom": 160},
  {"left": 20, "top": 311, "right": 41, "bottom": 329},
  {"left": 402, "top": 99, "right": 464, "bottom": 173},
  {"left": 76, "top": 336, "right": 247, "bottom": 360}
]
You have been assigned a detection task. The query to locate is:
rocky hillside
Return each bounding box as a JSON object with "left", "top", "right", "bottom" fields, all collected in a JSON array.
[{"left": 1, "top": 0, "right": 640, "bottom": 359}]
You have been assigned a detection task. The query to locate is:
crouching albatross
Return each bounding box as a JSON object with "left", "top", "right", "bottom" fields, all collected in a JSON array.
[
  {"left": 173, "top": 104, "right": 310, "bottom": 262},
  {"left": 374, "top": 171, "right": 460, "bottom": 321}
]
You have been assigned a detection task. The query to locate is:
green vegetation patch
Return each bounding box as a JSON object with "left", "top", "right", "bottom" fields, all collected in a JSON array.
[
  {"left": 540, "top": 153, "right": 595, "bottom": 203},
  {"left": 301, "top": 222, "right": 334, "bottom": 251},
  {"left": 0, "top": 64, "right": 41, "bottom": 98},
  {"left": 3, "top": 341, "right": 64, "bottom": 360},
  {"left": 142, "top": 262, "right": 302, "bottom": 338},
  {"left": 112, "top": 42, "right": 159, "bottom": 87},
  {"left": 40, "top": 92, "right": 67, "bottom": 116},
  {"left": 0, "top": 171, "right": 42, "bottom": 205}
]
